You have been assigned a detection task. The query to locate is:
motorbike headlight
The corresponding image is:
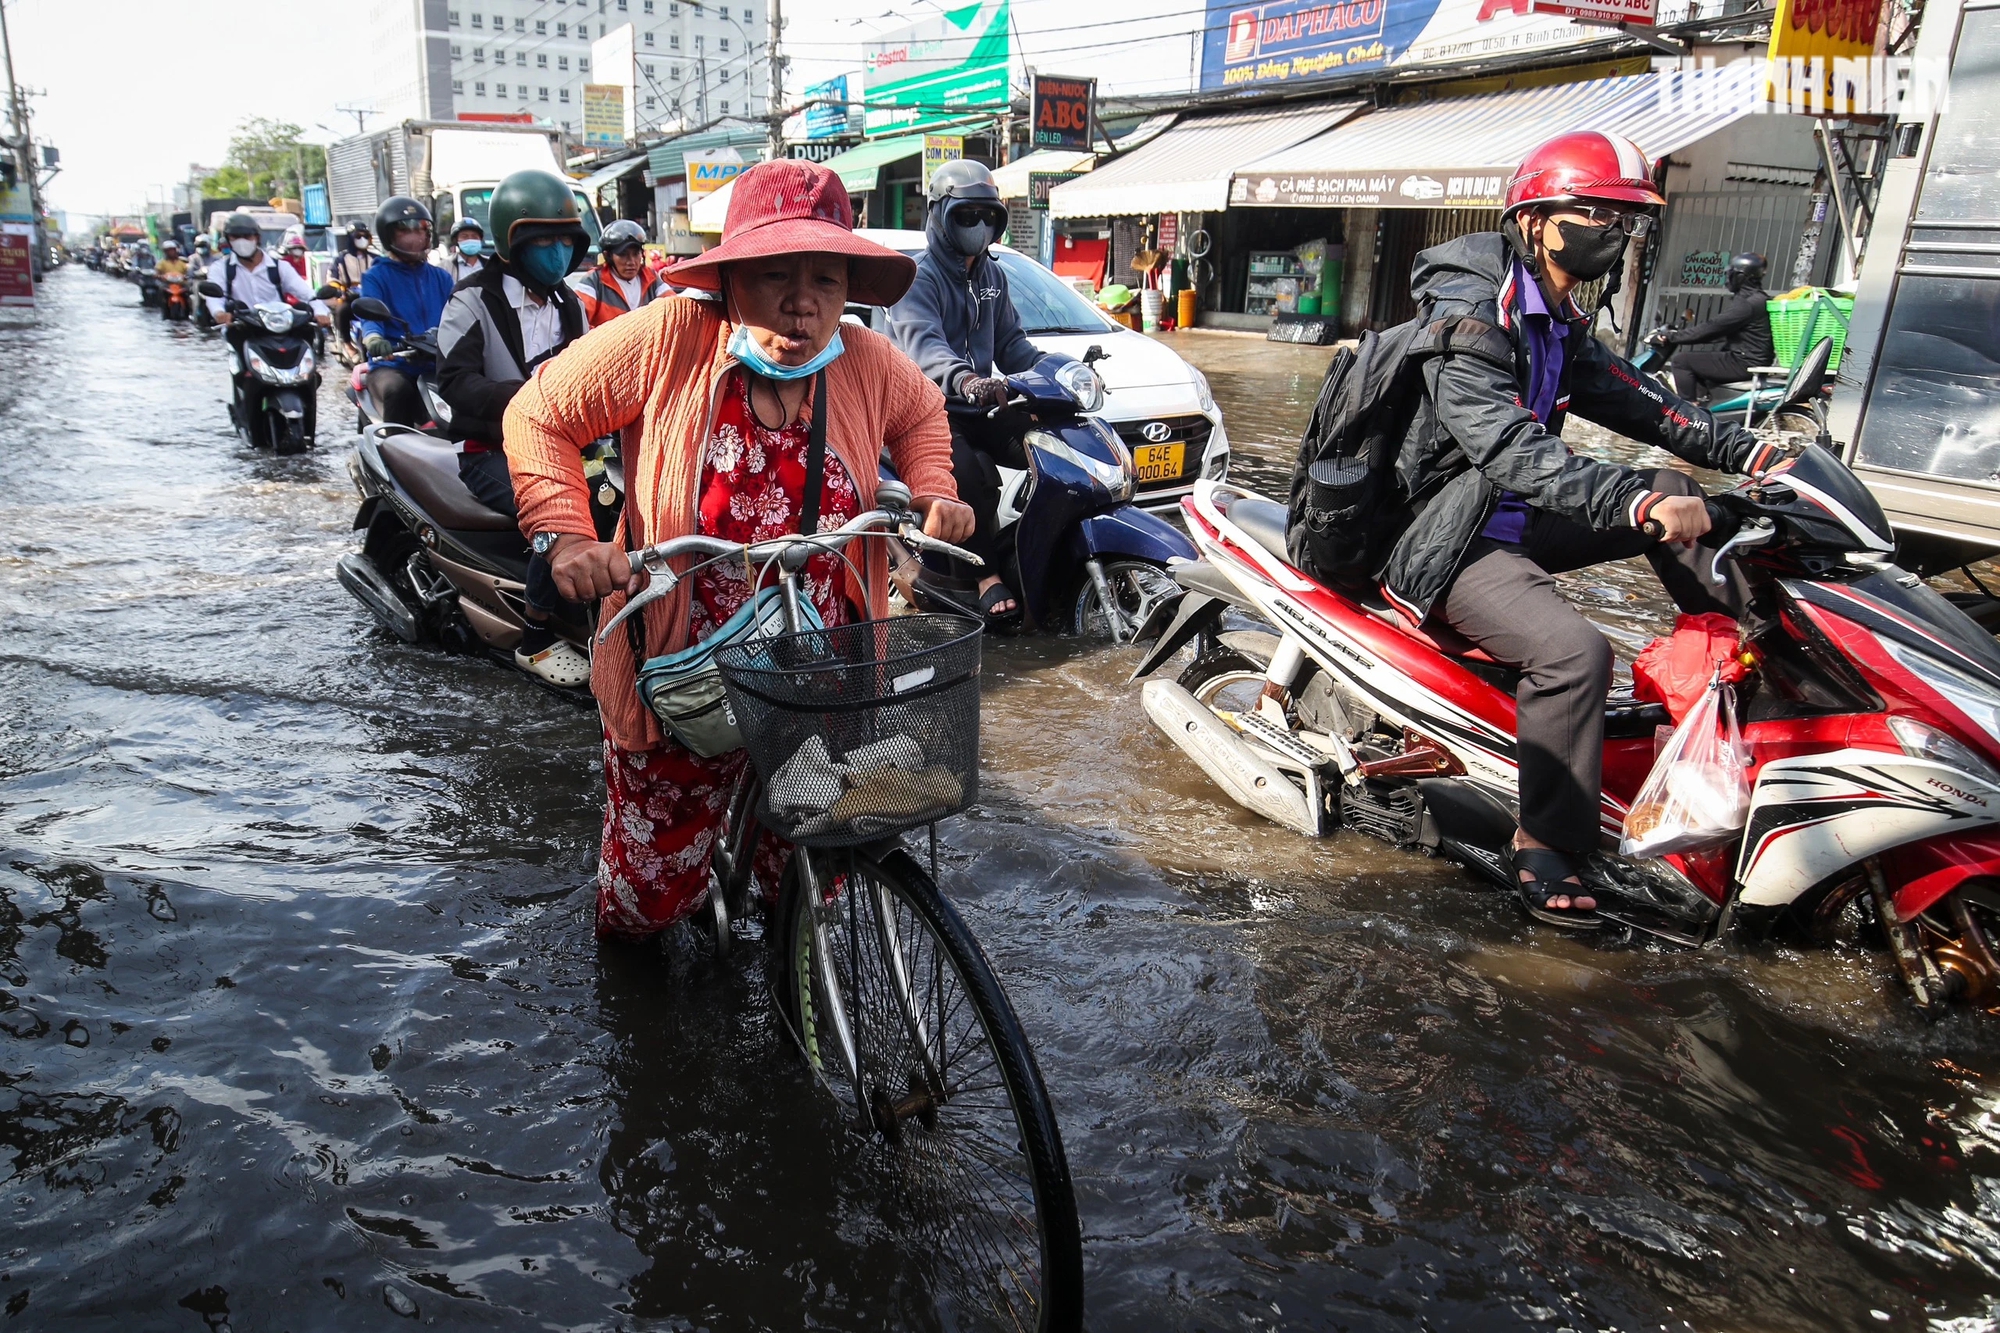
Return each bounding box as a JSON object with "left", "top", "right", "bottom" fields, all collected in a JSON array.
[
  {"left": 260, "top": 306, "right": 294, "bottom": 333},
  {"left": 1888, "top": 715, "right": 2000, "bottom": 788},
  {"left": 1053, "top": 361, "right": 1105, "bottom": 414},
  {"left": 1027, "top": 426, "right": 1132, "bottom": 501},
  {"left": 1881, "top": 638, "right": 2000, "bottom": 752},
  {"left": 1190, "top": 367, "right": 1215, "bottom": 414}
]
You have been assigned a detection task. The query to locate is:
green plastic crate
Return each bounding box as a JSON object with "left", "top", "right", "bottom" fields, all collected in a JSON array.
[{"left": 1768, "top": 291, "right": 1854, "bottom": 372}]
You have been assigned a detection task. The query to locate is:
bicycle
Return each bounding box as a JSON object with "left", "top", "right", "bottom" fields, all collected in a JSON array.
[{"left": 598, "top": 480, "right": 1085, "bottom": 1331}]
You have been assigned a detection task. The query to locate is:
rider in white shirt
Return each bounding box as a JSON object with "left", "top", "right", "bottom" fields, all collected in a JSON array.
[{"left": 206, "top": 213, "right": 330, "bottom": 325}]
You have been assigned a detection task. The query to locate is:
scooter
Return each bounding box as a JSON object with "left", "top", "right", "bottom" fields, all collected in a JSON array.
[
  {"left": 1133, "top": 447, "right": 2000, "bottom": 1016},
  {"left": 198, "top": 280, "right": 328, "bottom": 454},
  {"left": 345, "top": 296, "right": 447, "bottom": 433},
  {"left": 889, "top": 348, "right": 1198, "bottom": 639},
  {"left": 337, "top": 423, "right": 624, "bottom": 690},
  {"left": 1635, "top": 327, "right": 1837, "bottom": 444},
  {"left": 159, "top": 272, "right": 190, "bottom": 322}
]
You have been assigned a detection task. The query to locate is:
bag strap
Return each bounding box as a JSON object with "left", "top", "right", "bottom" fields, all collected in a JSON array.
[{"left": 798, "top": 369, "right": 829, "bottom": 536}]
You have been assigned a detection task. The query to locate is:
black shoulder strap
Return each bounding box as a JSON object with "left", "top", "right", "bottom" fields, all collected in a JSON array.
[
  {"left": 225, "top": 256, "right": 236, "bottom": 298},
  {"left": 799, "top": 369, "right": 829, "bottom": 536}
]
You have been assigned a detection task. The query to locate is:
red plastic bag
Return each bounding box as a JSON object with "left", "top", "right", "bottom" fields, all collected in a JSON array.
[{"left": 1632, "top": 613, "right": 1747, "bottom": 724}]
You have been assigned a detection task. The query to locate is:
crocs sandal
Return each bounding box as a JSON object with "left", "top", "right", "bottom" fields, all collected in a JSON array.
[
  {"left": 516, "top": 639, "right": 592, "bottom": 687},
  {"left": 978, "top": 581, "right": 1022, "bottom": 627},
  {"left": 1505, "top": 845, "right": 1601, "bottom": 931}
]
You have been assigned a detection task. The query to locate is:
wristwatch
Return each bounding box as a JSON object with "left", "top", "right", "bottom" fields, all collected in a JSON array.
[{"left": 532, "top": 531, "right": 566, "bottom": 556}]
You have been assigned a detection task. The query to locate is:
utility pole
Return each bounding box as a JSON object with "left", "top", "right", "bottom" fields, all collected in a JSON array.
[
  {"left": 766, "top": 0, "right": 784, "bottom": 162},
  {"left": 335, "top": 105, "right": 375, "bottom": 136}
]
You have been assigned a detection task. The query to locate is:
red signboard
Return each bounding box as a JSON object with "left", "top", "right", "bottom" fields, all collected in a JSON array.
[
  {"left": 0, "top": 226, "right": 33, "bottom": 309},
  {"left": 457, "top": 112, "right": 537, "bottom": 124},
  {"left": 1530, "top": 0, "right": 1656, "bottom": 23}
]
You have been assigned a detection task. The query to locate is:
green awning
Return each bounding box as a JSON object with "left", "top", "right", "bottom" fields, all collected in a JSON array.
[
  {"left": 646, "top": 123, "right": 770, "bottom": 181},
  {"left": 820, "top": 134, "right": 928, "bottom": 194}
]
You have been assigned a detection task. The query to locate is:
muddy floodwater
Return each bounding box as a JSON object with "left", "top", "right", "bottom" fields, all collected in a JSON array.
[{"left": 5, "top": 276, "right": 2000, "bottom": 1330}]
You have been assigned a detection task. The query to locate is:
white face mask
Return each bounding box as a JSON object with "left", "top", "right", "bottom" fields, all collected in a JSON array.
[{"left": 230, "top": 238, "right": 258, "bottom": 260}]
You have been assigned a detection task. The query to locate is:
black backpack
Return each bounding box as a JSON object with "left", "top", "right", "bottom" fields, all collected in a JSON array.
[{"left": 1284, "top": 312, "right": 1511, "bottom": 589}]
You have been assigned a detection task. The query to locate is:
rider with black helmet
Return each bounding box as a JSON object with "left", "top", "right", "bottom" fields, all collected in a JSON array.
[
  {"left": 354, "top": 197, "right": 456, "bottom": 427},
  {"left": 887, "top": 159, "right": 1072, "bottom": 625},
  {"left": 1651, "top": 252, "right": 1775, "bottom": 401},
  {"left": 572, "top": 218, "right": 667, "bottom": 327},
  {"left": 436, "top": 168, "right": 592, "bottom": 685},
  {"left": 445, "top": 216, "right": 488, "bottom": 284}
]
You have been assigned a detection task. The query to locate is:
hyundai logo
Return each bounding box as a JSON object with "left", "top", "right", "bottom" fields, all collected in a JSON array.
[{"left": 1141, "top": 421, "right": 1173, "bottom": 443}]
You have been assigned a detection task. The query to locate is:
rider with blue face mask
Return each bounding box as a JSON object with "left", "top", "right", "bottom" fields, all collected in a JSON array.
[
  {"left": 888, "top": 160, "right": 1074, "bottom": 626},
  {"left": 444, "top": 217, "right": 488, "bottom": 285},
  {"left": 436, "top": 168, "right": 594, "bottom": 685}
]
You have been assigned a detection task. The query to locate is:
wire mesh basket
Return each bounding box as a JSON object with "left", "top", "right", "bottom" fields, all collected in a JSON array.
[{"left": 715, "top": 614, "right": 983, "bottom": 847}]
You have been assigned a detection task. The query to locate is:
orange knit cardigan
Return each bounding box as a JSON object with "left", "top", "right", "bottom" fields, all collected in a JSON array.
[{"left": 502, "top": 295, "right": 957, "bottom": 750}]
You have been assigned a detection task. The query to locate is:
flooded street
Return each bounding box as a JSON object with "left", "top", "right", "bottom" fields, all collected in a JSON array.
[{"left": 8, "top": 274, "right": 2000, "bottom": 1330}]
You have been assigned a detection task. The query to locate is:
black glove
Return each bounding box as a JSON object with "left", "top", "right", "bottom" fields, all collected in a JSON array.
[
  {"left": 958, "top": 373, "right": 1010, "bottom": 408},
  {"left": 364, "top": 334, "right": 393, "bottom": 359},
  {"left": 1644, "top": 327, "right": 1672, "bottom": 349}
]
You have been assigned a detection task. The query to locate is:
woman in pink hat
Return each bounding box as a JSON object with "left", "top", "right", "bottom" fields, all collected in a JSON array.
[{"left": 502, "top": 159, "right": 972, "bottom": 940}]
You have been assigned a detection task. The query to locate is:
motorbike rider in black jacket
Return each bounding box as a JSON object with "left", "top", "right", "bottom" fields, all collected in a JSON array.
[
  {"left": 887, "top": 160, "right": 1073, "bottom": 625},
  {"left": 434, "top": 169, "right": 592, "bottom": 685},
  {"left": 1650, "top": 252, "right": 1775, "bottom": 401},
  {"left": 1374, "top": 131, "right": 1788, "bottom": 927}
]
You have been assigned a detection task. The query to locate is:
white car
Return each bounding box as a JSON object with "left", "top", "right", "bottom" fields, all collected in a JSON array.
[{"left": 853, "top": 230, "right": 1230, "bottom": 511}]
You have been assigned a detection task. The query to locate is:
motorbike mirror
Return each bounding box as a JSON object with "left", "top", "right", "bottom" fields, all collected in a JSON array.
[
  {"left": 1082, "top": 344, "right": 1109, "bottom": 366},
  {"left": 350, "top": 297, "right": 394, "bottom": 322},
  {"left": 198, "top": 281, "right": 224, "bottom": 298}
]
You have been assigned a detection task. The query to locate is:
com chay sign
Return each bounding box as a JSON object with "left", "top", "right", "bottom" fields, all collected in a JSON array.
[
  {"left": 1230, "top": 168, "right": 1508, "bottom": 207},
  {"left": 1202, "top": 0, "right": 1614, "bottom": 93}
]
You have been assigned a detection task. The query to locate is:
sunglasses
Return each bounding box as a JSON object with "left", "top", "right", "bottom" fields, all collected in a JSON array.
[
  {"left": 1549, "top": 204, "right": 1655, "bottom": 237},
  {"left": 950, "top": 204, "right": 1008, "bottom": 230}
]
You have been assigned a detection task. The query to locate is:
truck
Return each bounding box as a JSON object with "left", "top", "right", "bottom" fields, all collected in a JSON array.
[{"left": 325, "top": 119, "right": 602, "bottom": 250}]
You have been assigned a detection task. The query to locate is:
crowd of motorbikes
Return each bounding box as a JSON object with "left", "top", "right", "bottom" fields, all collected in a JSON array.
[{"left": 83, "top": 224, "right": 2000, "bottom": 1024}]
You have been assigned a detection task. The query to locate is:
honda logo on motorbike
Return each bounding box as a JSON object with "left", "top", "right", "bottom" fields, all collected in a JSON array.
[{"left": 1141, "top": 421, "right": 1173, "bottom": 443}]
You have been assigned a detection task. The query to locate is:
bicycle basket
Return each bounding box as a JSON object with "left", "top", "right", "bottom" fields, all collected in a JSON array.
[{"left": 714, "top": 613, "right": 983, "bottom": 847}]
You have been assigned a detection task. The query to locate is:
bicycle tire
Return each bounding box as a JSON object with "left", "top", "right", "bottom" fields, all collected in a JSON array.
[{"left": 778, "top": 845, "right": 1083, "bottom": 1332}]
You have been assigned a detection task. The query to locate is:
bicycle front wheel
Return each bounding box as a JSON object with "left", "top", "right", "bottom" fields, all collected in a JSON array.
[{"left": 780, "top": 846, "right": 1083, "bottom": 1332}]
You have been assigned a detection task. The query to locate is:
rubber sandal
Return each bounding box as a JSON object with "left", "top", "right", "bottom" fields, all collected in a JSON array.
[
  {"left": 516, "top": 639, "right": 592, "bottom": 687},
  {"left": 1506, "top": 845, "right": 1602, "bottom": 931},
  {"left": 978, "top": 581, "right": 1022, "bottom": 627}
]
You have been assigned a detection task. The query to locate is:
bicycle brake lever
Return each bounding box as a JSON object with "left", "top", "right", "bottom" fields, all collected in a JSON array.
[
  {"left": 899, "top": 522, "right": 984, "bottom": 567},
  {"left": 595, "top": 567, "right": 678, "bottom": 643}
]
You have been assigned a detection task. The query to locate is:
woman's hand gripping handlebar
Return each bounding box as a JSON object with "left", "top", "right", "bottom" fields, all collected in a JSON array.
[{"left": 594, "top": 480, "right": 982, "bottom": 645}]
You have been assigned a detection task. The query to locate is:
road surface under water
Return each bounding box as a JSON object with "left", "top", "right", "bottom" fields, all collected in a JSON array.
[{"left": 4, "top": 278, "right": 2000, "bottom": 1330}]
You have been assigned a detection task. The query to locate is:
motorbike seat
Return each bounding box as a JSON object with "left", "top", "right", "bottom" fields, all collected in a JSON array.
[
  {"left": 1224, "top": 495, "right": 1293, "bottom": 563},
  {"left": 1355, "top": 594, "right": 1499, "bottom": 664},
  {"left": 377, "top": 431, "right": 518, "bottom": 533}
]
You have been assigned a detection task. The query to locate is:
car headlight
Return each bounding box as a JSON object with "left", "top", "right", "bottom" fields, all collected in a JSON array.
[
  {"left": 1053, "top": 361, "right": 1105, "bottom": 414},
  {"left": 1889, "top": 715, "right": 2000, "bottom": 787},
  {"left": 260, "top": 305, "right": 294, "bottom": 333},
  {"left": 1191, "top": 367, "right": 1214, "bottom": 414},
  {"left": 1027, "top": 426, "right": 1132, "bottom": 500},
  {"left": 1881, "top": 638, "right": 2000, "bottom": 752}
]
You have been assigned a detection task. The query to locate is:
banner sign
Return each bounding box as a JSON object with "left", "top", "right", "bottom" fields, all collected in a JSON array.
[
  {"left": 1768, "top": 0, "right": 1883, "bottom": 60},
  {"left": 0, "top": 224, "right": 34, "bottom": 309},
  {"left": 1201, "top": 0, "right": 1600, "bottom": 93},
  {"left": 684, "top": 147, "right": 745, "bottom": 195},
  {"left": 583, "top": 84, "right": 627, "bottom": 147},
  {"left": 1029, "top": 172, "right": 1086, "bottom": 209},
  {"left": 863, "top": 0, "right": 1011, "bottom": 134},
  {"left": 1229, "top": 166, "right": 1508, "bottom": 207},
  {"left": 789, "top": 139, "right": 856, "bottom": 163},
  {"left": 1031, "top": 75, "right": 1096, "bottom": 150},
  {"left": 1531, "top": 0, "right": 1654, "bottom": 20},
  {"left": 923, "top": 135, "right": 964, "bottom": 189},
  {"left": 0, "top": 184, "right": 31, "bottom": 222},
  {"left": 805, "top": 75, "right": 852, "bottom": 139}
]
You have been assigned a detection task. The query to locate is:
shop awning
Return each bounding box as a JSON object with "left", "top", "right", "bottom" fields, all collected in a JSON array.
[
  {"left": 575, "top": 153, "right": 649, "bottom": 198},
  {"left": 1047, "top": 103, "right": 1362, "bottom": 219},
  {"left": 1231, "top": 67, "right": 1765, "bottom": 209},
  {"left": 819, "top": 134, "right": 929, "bottom": 194},
  {"left": 991, "top": 149, "right": 1095, "bottom": 199},
  {"left": 645, "top": 121, "right": 771, "bottom": 181},
  {"left": 689, "top": 177, "right": 733, "bottom": 234}
]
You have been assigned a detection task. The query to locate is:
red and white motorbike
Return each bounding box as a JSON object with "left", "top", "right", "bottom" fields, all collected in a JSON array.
[{"left": 1134, "top": 446, "right": 2000, "bottom": 1015}]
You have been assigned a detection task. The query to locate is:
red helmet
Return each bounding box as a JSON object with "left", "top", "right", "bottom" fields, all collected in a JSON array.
[{"left": 1503, "top": 130, "right": 1664, "bottom": 218}]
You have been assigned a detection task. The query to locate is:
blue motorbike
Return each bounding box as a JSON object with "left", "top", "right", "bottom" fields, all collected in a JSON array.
[{"left": 890, "top": 347, "right": 1198, "bottom": 640}]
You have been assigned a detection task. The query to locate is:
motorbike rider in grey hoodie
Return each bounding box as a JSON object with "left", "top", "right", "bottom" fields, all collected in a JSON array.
[{"left": 889, "top": 160, "right": 1073, "bottom": 624}]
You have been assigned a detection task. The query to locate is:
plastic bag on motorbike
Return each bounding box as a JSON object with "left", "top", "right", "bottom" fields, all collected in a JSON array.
[
  {"left": 1619, "top": 672, "right": 1751, "bottom": 859},
  {"left": 1631, "top": 612, "right": 1748, "bottom": 724}
]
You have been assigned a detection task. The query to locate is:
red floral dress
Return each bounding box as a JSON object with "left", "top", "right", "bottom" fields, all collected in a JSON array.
[{"left": 596, "top": 375, "right": 860, "bottom": 939}]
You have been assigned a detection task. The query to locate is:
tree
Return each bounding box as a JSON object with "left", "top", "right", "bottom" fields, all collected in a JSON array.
[{"left": 199, "top": 118, "right": 327, "bottom": 202}]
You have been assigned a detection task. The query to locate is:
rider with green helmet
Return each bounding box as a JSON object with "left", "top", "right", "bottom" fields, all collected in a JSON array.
[{"left": 436, "top": 168, "right": 594, "bottom": 685}]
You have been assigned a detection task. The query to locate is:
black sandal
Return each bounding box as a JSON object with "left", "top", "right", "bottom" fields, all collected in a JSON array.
[
  {"left": 978, "top": 581, "right": 1022, "bottom": 627},
  {"left": 1506, "top": 845, "right": 1601, "bottom": 931}
]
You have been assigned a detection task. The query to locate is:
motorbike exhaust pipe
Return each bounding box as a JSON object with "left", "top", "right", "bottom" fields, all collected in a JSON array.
[
  {"left": 336, "top": 553, "right": 421, "bottom": 643},
  {"left": 1142, "top": 679, "right": 1320, "bottom": 837}
]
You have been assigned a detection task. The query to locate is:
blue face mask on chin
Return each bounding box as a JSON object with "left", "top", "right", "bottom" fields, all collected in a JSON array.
[
  {"left": 727, "top": 323, "right": 845, "bottom": 381},
  {"left": 517, "top": 240, "right": 571, "bottom": 288}
]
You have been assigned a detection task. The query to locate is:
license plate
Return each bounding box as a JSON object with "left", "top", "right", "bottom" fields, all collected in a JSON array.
[{"left": 1132, "top": 442, "right": 1184, "bottom": 483}]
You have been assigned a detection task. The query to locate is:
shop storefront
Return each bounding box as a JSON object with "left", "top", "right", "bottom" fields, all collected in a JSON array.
[{"left": 646, "top": 122, "right": 771, "bottom": 254}]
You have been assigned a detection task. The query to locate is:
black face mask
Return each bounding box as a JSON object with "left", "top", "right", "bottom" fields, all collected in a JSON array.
[{"left": 1547, "top": 219, "right": 1628, "bottom": 282}]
